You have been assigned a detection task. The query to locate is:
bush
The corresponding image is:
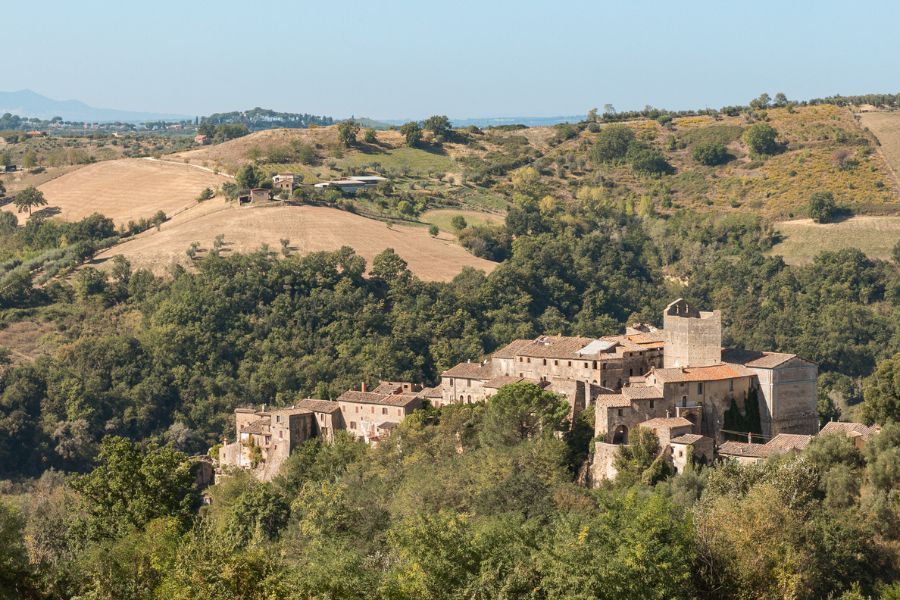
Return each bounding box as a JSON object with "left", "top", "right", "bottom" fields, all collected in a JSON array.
[
  {"left": 743, "top": 123, "right": 780, "bottom": 156},
  {"left": 450, "top": 215, "right": 467, "bottom": 231},
  {"left": 809, "top": 191, "right": 838, "bottom": 223},
  {"left": 590, "top": 125, "right": 636, "bottom": 163},
  {"left": 692, "top": 141, "right": 730, "bottom": 166},
  {"left": 428, "top": 225, "right": 439, "bottom": 237},
  {"left": 627, "top": 145, "right": 673, "bottom": 175}
]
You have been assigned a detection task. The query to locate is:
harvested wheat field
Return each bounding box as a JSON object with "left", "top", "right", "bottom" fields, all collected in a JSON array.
[
  {"left": 771, "top": 216, "right": 900, "bottom": 265},
  {"left": 859, "top": 111, "right": 900, "bottom": 187},
  {"left": 94, "top": 199, "right": 497, "bottom": 281},
  {"left": 7, "top": 158, "right": 230, "bottom": 226}
]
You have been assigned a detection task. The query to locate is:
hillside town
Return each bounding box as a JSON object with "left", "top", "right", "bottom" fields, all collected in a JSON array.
[{"left": 216, "top": 299, "right": 873, "bottom": 485}]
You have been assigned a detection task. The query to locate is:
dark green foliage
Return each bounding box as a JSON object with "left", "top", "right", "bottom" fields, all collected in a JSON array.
[
  {"left": 809, "top": 190, "right": 839, "bottom": 223},
  {"left": 223, "top": 483, "right": 290, "bottom": 546},
  {"left": 70, "top": 436, "right": 198, "bottom": 540},
  {"left": 590, "top": 124, "right": 636, "bottom": 163},
  {"left": 423, "top": 115, "right": 452, "bottom": 141},
  {"left": 722, "top": 388, "right": 763, "bottom": 440},
  {"left": 234, "top": 163, "right": 263, "bottom": 190},
  {"left": 692, "top": 141, "right": 730, "bottom": 165},
  {"left": 337, "top": 120, "right": 360, "bottom": 147},
  {"left": 450, "top": 215, "right": 467, "bottom": 230},
  {"left": 614, "top": 426, "right": 672, "bottom": 485},
  {"left": 0, "top": 501, "right": 33, "bottom": 599},
  {"left": 862, "top": 353, "right": 900, "bottom": 425},
  {"left": 400, "top": 121, "right": 422, "bottom": 147},
  {"left": 12, "top": 185, "right": 47, "bottom": 215},
  {"left": 742, "top": 122, "right": 780, "bottom": 155},
  {"left": 627, "top": 143, "right": 674, "bottom": 175}
]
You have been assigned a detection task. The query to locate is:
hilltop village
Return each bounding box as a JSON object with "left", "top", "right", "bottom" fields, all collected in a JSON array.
[{"left": 216, "top": 298, "right": 869, "bottom": 484}]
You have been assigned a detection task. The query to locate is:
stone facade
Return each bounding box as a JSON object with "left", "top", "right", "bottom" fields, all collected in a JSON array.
[{"left": 663, "top": 299, "right": 722, "bottom": 368}]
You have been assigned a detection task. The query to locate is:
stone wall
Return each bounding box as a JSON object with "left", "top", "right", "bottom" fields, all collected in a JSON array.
[
  {"left": 591, "top": 442, "right": 623, "bottom": 486},
  {"left": 663, "top": 301, "right": 722, "bottom": 368}
]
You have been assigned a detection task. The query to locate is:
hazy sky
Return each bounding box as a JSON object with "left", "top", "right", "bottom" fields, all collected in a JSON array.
[{"left": 9, "top": 0, "right": 900, "bottom": 120}]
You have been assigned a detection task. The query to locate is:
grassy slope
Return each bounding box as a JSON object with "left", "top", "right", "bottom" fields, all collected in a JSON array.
[{"left": 770, "top": 216, "right": 900, "bottom": 265}]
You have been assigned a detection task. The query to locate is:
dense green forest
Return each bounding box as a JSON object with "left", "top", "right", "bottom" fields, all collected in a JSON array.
[{"left": 0, "top": 176, "right": 898, "bottom": 596}]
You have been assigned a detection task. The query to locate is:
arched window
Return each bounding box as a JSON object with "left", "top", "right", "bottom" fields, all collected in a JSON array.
[{"left": 612, "top": 425, "right": 629, "bottom": 444}]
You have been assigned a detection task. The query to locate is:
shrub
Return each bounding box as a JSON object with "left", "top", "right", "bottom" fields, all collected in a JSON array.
[
  {"left": 809, "top": 191, "right": 838, "bottom": 223},
  {"left": 590, "top": 125, "right": 636, "bottom": 163},
  {"left": 627, "top": 145, "right": 673, "bottom": 175},
  {"left": 450, "top": 215, "right": 467, "bottom": 231},
  {"left": 428, "top": 225, "right": 439, "bottom": 237},
  {"left": 743, "top": 123, "right": 780, "bottom": 156},
  {"left": 692, "top": 142, "right": 730, "bottom": 166}
]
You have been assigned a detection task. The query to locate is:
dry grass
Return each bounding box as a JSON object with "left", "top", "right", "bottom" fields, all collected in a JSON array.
[
  {"left": 859, "top": 111, "right": 900, "bottom": 188},
  {"left": 3, "top": 158, "right": 230, "bottom": 226},
  {"left": 0, "top": 320, "right": 59, "bottom": 365},
  {"left": 770, "top": 216, "right": 900, "bottom": 264},
  {"left": 94, "top": 199, "right": 497, "bottom": 282},
  {"left": 421, "top": 209, "right": 504, "bottom": 232}
]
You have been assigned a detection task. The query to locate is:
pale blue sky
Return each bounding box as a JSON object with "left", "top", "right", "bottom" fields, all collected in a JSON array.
[{"left": 9, "top": 0, "right": 900, "bottom": 119}]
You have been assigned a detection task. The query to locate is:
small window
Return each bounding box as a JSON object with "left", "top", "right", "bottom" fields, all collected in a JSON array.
[
  {"left": 276, "top": 415, "right": 281, "bottom": 423},
  {"left": 681, "top": 396, "right": 688, "bottom": 407},
  {"left": 279, "top": 430, "right": 283, "bottom": 439},
  {"left": 568, "top": 361, "right": 572, "bottom": 367},
  {"left": 601, "top": 363, "right": 606, "bottom": 370},
  {"left": 543, "top": 358, "right": 547, "bottom": 366},
  {"left": 350, "top": 421, "right": 357, "bottom": 429},
  {"left": 697, "top": 382, "right": 703, "bottom": 394},
  {"left": 467, "top": 395, "right": 472, "bottom": 402},
  {"left": 617, "top": 408, "right": 623, "bottom": 417},
  {"left": 629, "top": 368, "right": 633, "bottom": 376},
  {"left": 467, "top": 379, "right": 471, "bottom": 387},
  {"left": 729, "top": 379, "right": 734, "bottom": 391},
  {"left": 459, "top": 395, "right": 464, "bottom": 401},
  {"left": 593, "top": 361, "right": 597, "bottom": 369},
  {"left": 584, "top": 362, "right": 588, "bottom": 368},
  {"left": 382, "top": 407, "right": 388, "bottom": 415},
  {"left": 678, "top": 450, "right": 683, "bottom": 457},
  {"left": 370, "top": 407, "right": 374, "bottom": 413},
  {"left": 554, "top": 360, "right": 558, "bottom": 366},
  {"left": 397, "top": 409, "right": 402, "bottom": 416},
  {"left": 449, "top": 378, "right": 454, "bottom": 386},
  {"left": 649, "top": 400, "right": 654, "bottom": 409}
]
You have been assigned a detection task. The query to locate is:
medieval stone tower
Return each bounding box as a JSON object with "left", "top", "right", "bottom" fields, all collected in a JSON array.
[{"left": 663, "top": 298, "right": 722, "bottom": 368}]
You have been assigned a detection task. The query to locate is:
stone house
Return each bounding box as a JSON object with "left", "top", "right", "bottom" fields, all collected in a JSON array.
[
  {"left": 670, "top": 434, "right": 714, "bottom": 473},
  {"left": 219, "top": 406, "right": 317, "bottom": 481},
  {"left": 337, "top": 385, "right": 423, "bottom": 444}
]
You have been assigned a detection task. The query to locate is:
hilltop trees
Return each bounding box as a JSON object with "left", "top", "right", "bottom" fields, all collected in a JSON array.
[
  {"left": 13, "top": 186, "right": 47, "bottom": 216},
  {"left": 338, "top": 120, "right": 361, "bottom": 147},
  {"left": 423, "top": 115, "right": 452, "bottom": 142},
  {"left": 400, "top": 121, "right": 422, "bottom": 147}
]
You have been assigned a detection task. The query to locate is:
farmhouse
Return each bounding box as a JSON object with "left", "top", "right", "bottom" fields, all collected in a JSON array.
[
  {"left": 194, "top": 134, "right": 209, "bottom": 145},
  {"left": 272, "top": 173, "right": 298, "bottom": 193}
]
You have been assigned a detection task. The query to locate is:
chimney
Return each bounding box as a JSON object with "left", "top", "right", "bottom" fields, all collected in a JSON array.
[
  {"left": 747, "top": 431, "right": 753, "bottom": 443},
  {"left": 361, "top": 382, "right": 366, "bottom": 393},
  {"left": 261, "top": 403, "right": 267, "bottom": 413},
  {"left": 665, "top": 409, "right": 670, "bottom": 418}
]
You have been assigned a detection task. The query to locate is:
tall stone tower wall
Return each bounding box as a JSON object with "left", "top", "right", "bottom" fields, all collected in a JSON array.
[{"left": 663, "top": 299, "right": 722, "bottom": 368}]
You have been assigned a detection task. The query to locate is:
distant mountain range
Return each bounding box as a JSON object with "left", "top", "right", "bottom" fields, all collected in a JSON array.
[{"left": 0, "top": 90, "right": 190, "bottom": 123}]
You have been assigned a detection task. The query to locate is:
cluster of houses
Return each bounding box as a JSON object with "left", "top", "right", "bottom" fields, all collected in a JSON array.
[{"left": 216, "top": 299, "right": 878, "bottom": 484}]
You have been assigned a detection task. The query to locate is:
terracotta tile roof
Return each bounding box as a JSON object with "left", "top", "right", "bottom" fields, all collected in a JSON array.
[
  {"left": 442, "top": 362, "right": 493, "bottom": 379},
  {"left": 242, "top": 418, "right": 270, "bottom": 435},
  {"left": 372, "top": 381, "right": 422, "bottom": 394},
  {"left": 765, "top": 433, "right": 813, "bottom": 452},
  {"left": 513, "top": 335, "right": 597, "bottom": 359},
  {"left": 337, "top": 390, "right": 421, "bottom": 407},
  {"left": 601, "top": 335, "right": 644, "bottom": 352},
  {"left": 820, "top": 422, "right": 879, "bottom": 438},
  {"left": 718, "top": 441, "right": 773, "bottom": 458},
  {"left": 420, "top": 386, "right": 442, "bottom": 398},
  {"left": 491, "top": 339, "right": 533, "bottom": 359},
  {"left": 671, "top": 433, "right": 706, "bottom": 445},
  {"left": 722, "top": 348, "right": 802, "bottom": 369},
  {"left": 294, "top": 399, "right": 342, "bottom": 414},
  {"left": 626, "top": 331, "right": 666, "bottom": 345},
  {"left": 235, "top": 408, "right": 259, "bottom": 414},
  {"left": 377, "top": 421, "right": 399, "bottom": 430},
  {"left": 622, "top": 385, "right": 664, "bottom": 400},
  {"left": 483, "top": 375, "right": 542, "bottom": 389},
  {"left": 639, "top": 417, "right": 693, "bottom": 430},
  {"left": 651, "top": 364, "right": 753, "bottom": 383},
  {"left": 595, "top": 393, "right": 632, "bottom": 408}
]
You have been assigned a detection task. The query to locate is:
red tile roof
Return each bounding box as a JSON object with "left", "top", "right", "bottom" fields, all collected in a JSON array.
[
  {"left": 722, "top": 348, "right": 803, "bottom": 369},
  {"left": 651, "top": 364, "right": 753, "bottom": 383},
  {"left": 765, "top": 433, "right": 813, "bottom": 452},
  {"left": 442, "top": 362, "right": 493, "bottom": 379},
  {"left": 639, "top": 417, "right": 693, "bottom": 430},
  {"left": 718, "top": 441, "right": 773, "bottom": 458}
]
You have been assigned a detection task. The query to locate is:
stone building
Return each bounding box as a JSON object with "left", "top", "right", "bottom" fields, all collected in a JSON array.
[
  {"left": 219, "top": 406, "right": 318, "bottom": 481},
  {"left": 336, "top": 383, "right": 423, "bottom": 444},
  {"left": 663, "top": 298, "right": 722, "bottom": 368},
  {"left": 217, "top": 382, "right": 425, "bottom": 481},
  {"left": 272, "top": 173, "right": 298, "bottom": 193},
  {"left": 588, "top": 298, "right": 818, "bottom": 485}
]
